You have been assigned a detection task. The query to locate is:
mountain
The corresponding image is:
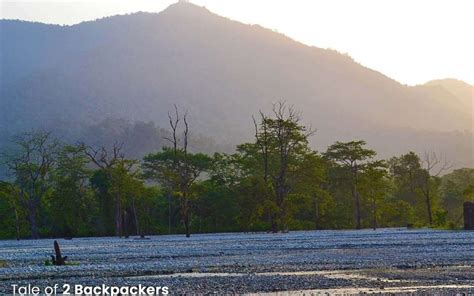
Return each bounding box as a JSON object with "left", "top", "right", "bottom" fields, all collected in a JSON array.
[
  {"left": 1, "top": 2, "right": 473, "bottom": 167},
  {"left": 416, "top": 79, "right": 473, "bottom": 115}
]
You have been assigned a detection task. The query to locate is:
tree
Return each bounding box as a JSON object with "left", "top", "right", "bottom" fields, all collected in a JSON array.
[
  {"left": 204, "top": 153, "right": 244, "bottom": 232},
  {"left": 1, "top": 131, "right": 59, "bottom": 238},
  {"left": 0, "top": 181, "right": 23, "bottom": 239},
  {"left": 48, "top": 145, "right": 93, "bottom": 237},
  {"left": 324, "top": 140, "right": 376, "bottom": 229},
  {"left": 239, "top": 102, "right": 315, "bottom": 232},
  {"left": 420, "top": 151, "right": 451, "bottom": 225},
  {"left": 235, "top": 142, "right": 275, "bottom": 230},
  {"left": 388, "top": 151, "right": 447, "bottom": 226},
  {"left": 143, "top": 107, "right": 211, "bottom": 237},
  {"left": 440, "top": 169, "right": 474, "bottom": 226},
  {"left": 464, "top": 183, "right": 474, "bottom": 201},
  {"left": 389, "top": 152, "right": 423, "bottom": 200},
  {"left": 291, "top": 151, "right": 330, "bottom": 230},
  {"left": 359, "top": 161, "right": 389, "bottom": 230},
  {"left": 109, "top": 159, "right": 145, "bottom": 238},
  {"left": 80, "top": 142, "right": 139, "bottom": 237},
  {"left": 209, "top": 152, "right": 270, "bottom": 232}
]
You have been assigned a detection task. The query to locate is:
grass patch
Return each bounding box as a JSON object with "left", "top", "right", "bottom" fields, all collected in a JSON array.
[
  {"left": 432, "top": 221, "right": 463, "bottom": 230},
  {"left": 44, "top": 260, "right": 80, "bottom": 266}
]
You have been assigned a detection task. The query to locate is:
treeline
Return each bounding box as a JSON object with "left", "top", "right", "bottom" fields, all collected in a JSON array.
[{"left": 1, "top": 103, "right": 473, "bottom": 239}]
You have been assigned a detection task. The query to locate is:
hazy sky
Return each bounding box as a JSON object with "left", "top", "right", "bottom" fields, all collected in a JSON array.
[{"left": 1, "top": 0, "right": 473, "bottom": 86}]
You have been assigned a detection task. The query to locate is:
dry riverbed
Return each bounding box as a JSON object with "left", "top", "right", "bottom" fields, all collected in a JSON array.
[{"left": 0, "top": 228, "right": 473, "bottom": 294}]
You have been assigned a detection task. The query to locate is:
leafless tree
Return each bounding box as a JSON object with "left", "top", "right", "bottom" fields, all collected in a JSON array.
[
  {"left": 421, "top": 151, "right": 452, "bottom": 225},
  {"left": 78, "top": 142, "right": 133, "bottom": 237},
  {"left": 273, "top": 102, "right": 316, "bottom": 231},
  {"left": 163, "top": 105, "right": 196, "bottom": 237},
  {"left": 79, "top": 142, "right": 125, "bottom": 169},
  {"left": 423, "top": 151, "right": 452, "bottom": 177},
  {"left": 253, "top": 110, "right": 270, "bottom": 184}
]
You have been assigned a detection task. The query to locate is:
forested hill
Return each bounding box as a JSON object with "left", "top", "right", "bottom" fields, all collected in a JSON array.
[{"left": 1, "top": 2, "right": 473, "bottom": 166}]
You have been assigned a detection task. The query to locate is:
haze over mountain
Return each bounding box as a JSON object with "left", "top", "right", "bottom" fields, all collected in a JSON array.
[{"left": 1, "top": 2, "right": 473, "bottom": 167}]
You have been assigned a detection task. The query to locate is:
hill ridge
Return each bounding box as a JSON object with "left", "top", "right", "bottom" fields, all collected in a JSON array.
[{"left": 1, "top": 3, "right": 473, "bottom": 168}]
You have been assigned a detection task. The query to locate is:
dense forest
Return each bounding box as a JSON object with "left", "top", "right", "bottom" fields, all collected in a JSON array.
[{"left": 0, "top": 103, "right": 473, "bottom": 239}]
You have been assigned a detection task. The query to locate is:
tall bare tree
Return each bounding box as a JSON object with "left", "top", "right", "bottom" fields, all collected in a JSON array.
[
  {"left": 421, "top": 151, "right": 452, "bottom": 225},
  {"left": 143, "top": 106, "right": 210, "bottom": 237}
]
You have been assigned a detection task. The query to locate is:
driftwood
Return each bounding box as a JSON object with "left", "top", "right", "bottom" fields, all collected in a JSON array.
[{"left": 51, "top": 240, "right": 68, "bottom": 265}]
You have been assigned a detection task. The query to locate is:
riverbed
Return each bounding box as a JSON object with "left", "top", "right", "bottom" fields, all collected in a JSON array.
[{"left": 1, "top": 228, "right": 473, "bottom": 294}]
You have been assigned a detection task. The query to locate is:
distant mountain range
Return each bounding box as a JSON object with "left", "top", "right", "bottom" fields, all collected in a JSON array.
[{"left": 1, "top": 2, "right": 473, "bottom": 167}]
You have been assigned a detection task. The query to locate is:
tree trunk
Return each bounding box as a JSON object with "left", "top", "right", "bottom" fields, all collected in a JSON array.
[
  {"left": 184, "top": 214, "right": 190, "bottom": 238},
  {"left": 198, "top": 216, "right": 202, "bottom": 233},
  {"left": 425, "top": 178, "right": 433, "bottom": 225},
  {"left": 28, "top": 208, "right": 39, "bottom": 239},
  {"left": 464, "top": 202, "right": 474, "bottom": 230},
  {"left": 114, "top": 194, "right": 122, "bottom": 237},
  {"left": 214, "top": 215, "right": 218, "bottom": 233},
  {"left": 352, "top": 184, "right": 362, "bottom": 230},
  {"left": 182, "top": 196, "right": 191, "bottom": 238},
  {"left": 123, "top": 210, "right": 129, "bottom": 238},
  {"left": 314, "top": 195, "right": 320, "bottom": 230},
  {"left": 270, "top": 213, "right": 278, "bottom": 233},
  {"left": 372, "top": 197, "right": 377, "bottom": 230},
  {"left": 280, "top": 206, "right": 288, "bottom": 232},
  {"left": 168, "top": 193, "right": 172, "bottom": 234},
  {"left": 14, "top": 207, "right": 20, "bottom": 240},
  {"left": 351, "top": 167, "right": 362, "bottom": 230},
  {"left": 131, "top": 196, "right": 141, "bottom": 237},
  {"left": 355, "top": 191, "right": 362, "bottom": 229},
  {"left": 275, "top": 181, "right": 287, "bottom": 232}
]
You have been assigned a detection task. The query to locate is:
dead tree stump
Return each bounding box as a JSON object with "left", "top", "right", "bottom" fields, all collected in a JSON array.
[
  {"left": 464, "top": 202, "right": 474, "bottom": 230},
  {"left": 51, "top": 240, "right": 68, "bottom": 265}
]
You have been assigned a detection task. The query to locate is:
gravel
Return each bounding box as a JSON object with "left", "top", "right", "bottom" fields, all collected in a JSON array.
[{"left": 1, "top": 228, "right": 473, "bottom": 294}]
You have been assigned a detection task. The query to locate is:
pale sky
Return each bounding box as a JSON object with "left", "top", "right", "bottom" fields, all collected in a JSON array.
[{"left": 1, "top": 0, "right": 473, "bottom": 86}]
